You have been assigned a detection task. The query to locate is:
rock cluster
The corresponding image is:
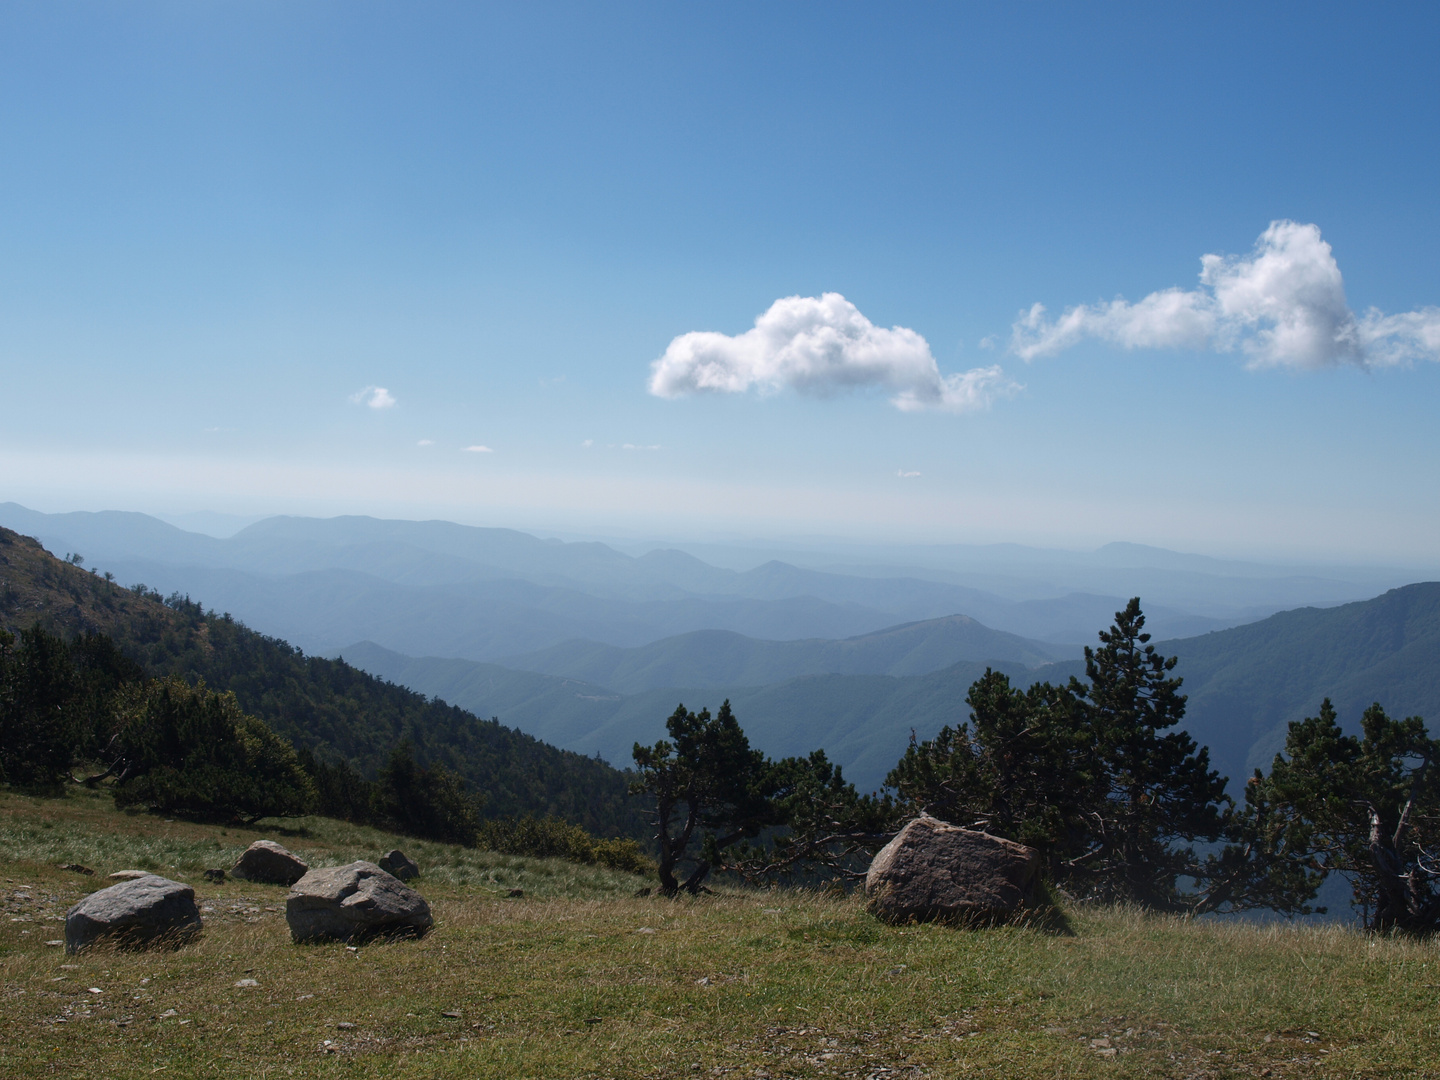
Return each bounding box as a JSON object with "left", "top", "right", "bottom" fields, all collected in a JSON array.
[
  {"left": 231, "top": 840, "right": 309, "bottom": 886},
  {"left": 285, "top": 861, "right": 433, "bottom": 943},
  {"left": 65, "top": 874, "right": 203, "bottom": 953},
  {"left": 866, "top": 815, "right": 1039, "bottom": 924}
]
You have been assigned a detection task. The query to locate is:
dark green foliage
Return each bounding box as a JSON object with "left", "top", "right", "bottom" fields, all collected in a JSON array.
[
  {"left": 633, "top": 701, "right": 781, "bottom": 894},
  {"left": 476, "top": 815, "right": 654, "bottom": 875},
  {"left": 111, "top": 589, "right": 644, "bottom": 837},
  {"left": 1253, "top": 700, "right": 1440, "bottom": 931},
  {"left": 373, "top": 741, "right": 482, "bottom": 847},
  {"left": 634, "top": 702, "right": 891, "bottom": 892},
  {"left": 0, "top": 626, "right": 143, "bottom": 789},
  {"left": 296, "top": 747, "right": 379, "bottom": 826},
  {"left": 111, "top": 677, "right": 317, "bottom": 822},
  {"left": 723, "top": 749, "right": 895, "bottom": 884},
  {"left": 887, "top": 600, "right": 1285, "bottom": 915},
  {"left": 0, "top": 626, "right": 80, "bottom": 788},
  {"left": 1068, "top": 598, "right": 1231, "bottom": 908},
  {"left": 887, "top": 670, "right": 1090, "bottom": 862}
]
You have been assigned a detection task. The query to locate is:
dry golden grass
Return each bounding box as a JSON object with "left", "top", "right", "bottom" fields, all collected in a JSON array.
[{"left": 3, "top": 789, "right": 1439, "bottom": 1079}]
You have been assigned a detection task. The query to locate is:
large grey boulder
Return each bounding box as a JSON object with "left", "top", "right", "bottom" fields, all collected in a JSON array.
[
  {"left": 378, "top": 849, "right": 419, "bottom": 881},
  {"left": 65, "top": 874, "right": 202, "bottom": 953},
  {"left": 866, "top": 815, "right": 1039, "bottom": 924},
  {"left": 286, "top": 861, "right": 432, "bottom": 943},
  {"left": 231, "top": 840, "right": 308, "bottom": 885}
]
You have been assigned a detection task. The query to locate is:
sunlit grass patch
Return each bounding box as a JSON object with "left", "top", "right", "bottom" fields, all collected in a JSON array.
[{"left": 2, "top": 789, "right": 1440, "bottom": 1078}]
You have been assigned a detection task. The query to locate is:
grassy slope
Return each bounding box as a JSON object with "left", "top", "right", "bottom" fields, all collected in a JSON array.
[
  {"left": 0, "top": 526, "right": 646, "bottom": 836},
  {"left": 3, "top": 792, "right": 1439, "bottom": 1079}
]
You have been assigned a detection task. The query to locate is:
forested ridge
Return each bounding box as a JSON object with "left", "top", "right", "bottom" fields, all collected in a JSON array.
[{"left": 0, "top": 526, "right": 644, "bottom": 836}]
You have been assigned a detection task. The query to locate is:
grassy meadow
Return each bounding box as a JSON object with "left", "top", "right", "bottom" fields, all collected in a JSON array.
[{"left": 2, "top": 790, "right": 1438, "bottom": 1079}]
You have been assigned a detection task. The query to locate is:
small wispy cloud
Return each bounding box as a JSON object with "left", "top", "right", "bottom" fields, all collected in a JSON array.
[
  {"left": 1010, "top": 221, "right": 1440, "bottom": 370},
  {"left": 622, "top": 443, "right": 662, "bottom": 451},
  {"left": 650, "top": 293, "right": 1020, "bottom": 414},
  {"left": 463, "top": 445, "right": 494, "bottom": 453},
  {"left": 581, "top": 439, "right": 594, "bottom": 448},
  {"left": 897, "top": 469, "right": 921, "bottom": 478},
  {"left": 349, "top": 386, "right": 397, "bottom": 409},
  {"left": 417, "top": 439, "right": 434, "bottom": 447}
]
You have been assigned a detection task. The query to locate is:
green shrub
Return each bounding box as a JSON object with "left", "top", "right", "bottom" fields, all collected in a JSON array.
[
  {"left": 112, "top": 677, "right": 316, "bottom": 822},
  {"left": 478, "top": 814, "right": 654, "bottom": 876}
]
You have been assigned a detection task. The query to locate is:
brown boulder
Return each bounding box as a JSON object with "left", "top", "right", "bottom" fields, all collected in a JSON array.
[
  {"left": 231, "top": 840, "right": 308, "bottom": 886},
  {"left": 866, "top": 815, "right": 1039, "bottom": 924}
]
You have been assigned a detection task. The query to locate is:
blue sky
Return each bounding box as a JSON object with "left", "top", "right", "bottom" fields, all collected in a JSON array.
[{"left": 2, "top": 2, "right": 1438, "bottom": 561}]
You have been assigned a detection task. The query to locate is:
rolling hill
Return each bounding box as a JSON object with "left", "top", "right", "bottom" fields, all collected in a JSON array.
[
  {"left": 345, "top": 584, "right": 1440, "bottom": 795},
  {"left": 495, "top": 614, "right": 1069, "bottom": 692}
]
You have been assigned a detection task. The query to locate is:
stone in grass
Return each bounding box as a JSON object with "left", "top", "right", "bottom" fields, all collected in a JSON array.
[
  {"left": 377, "top": 849, "right": 419, "bottom": 881},
  {"left": 865, "top": 815, "right": 1039, "bottom": 925},
  {"left": 108, "top": 870, "right": 151, "bottom": 881},
  {"left": 231, "top": 840, "right": 309, "bottom": 886},
  {"left": 65, "top": 874, "right": 203, "bottom": 954},
  {"left": 286, "top": 861, "right": 432, "bottom": 943}
]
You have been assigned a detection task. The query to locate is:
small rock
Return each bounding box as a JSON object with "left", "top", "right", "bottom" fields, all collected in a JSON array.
[
  {"left": 336, "top": 1021, "right": 355, "bottom": 1029},
  {"left": 65, "top": 875, "right": 202, "bottom": 954},
  {"left": 285, "top": 861, "right": 432, "bottom": 943},
  {"left": 202, "top": 869, "right": 226, "bottom": 883},
  {"left": 442, "top": 1010, "right": 461, "bottom": 1018},
  {"left": 231, "top": 841, "right": 308, "bottom": 886},
  {"left": 44, "top": 939, "right": 63, "bottom": 947},
  {"left": 507, "top": 888, "right": 524, "bottom": 898},
  {"left": 377, "top": 850, "right": 420, "bottom": 881},
  {"left": 234, "top": 978, "right": 259, "bottom": 988},
  {"left": 635, "top": 926, "right": 656, "bottom": 934},
  {"left": 59, "top": 864, "right": 94, "bottom": 876},
  {"left": 695, "top": 976, "right": 710, "bottom": 986},
  {"left": 108, "top": 870, "right": 151, "bottom": 881}
]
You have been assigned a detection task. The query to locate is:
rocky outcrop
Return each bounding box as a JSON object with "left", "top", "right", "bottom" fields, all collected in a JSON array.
[
  {"left": 65, "top": 874, "right": 203, "bottom": 953},
  {"left": 231, "top": 840, "right": 309, "bottom": 886},
  {"left": 866, "top": 815, "right": 1039, "bottom": 924},
  {"left": 378, "top": 849, "right": 419, "bottom": 881},
  {"left": 285, "top": 861, "right": 432, "bottom": 943}
]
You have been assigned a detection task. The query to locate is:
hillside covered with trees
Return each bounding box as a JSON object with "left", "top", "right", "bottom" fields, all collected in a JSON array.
[{"left": 0, "top": 526, "right": 644, "bottom": 837}]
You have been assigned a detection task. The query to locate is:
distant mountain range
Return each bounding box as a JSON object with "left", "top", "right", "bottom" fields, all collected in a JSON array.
[
  {"left": 343, "top": 584, "right": 1440, "bottom": 794},
  {"left": 1, "top": 504, "right": 1420, "bottom": 663},
  {"left": 4, "top": 503, "right": 1435, "bottom": 804},
  {"left": 496, "top": 615, "right": 1069, "bottom": 691}
]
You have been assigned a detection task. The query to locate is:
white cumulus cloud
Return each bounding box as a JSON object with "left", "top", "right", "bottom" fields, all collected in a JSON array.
[
  {"left": 349, "top": 386, "right": 397, "bottom": 409},
  {"left": 417, "top": 439, "right": 434, "bottom": 447},
  {"left": 463, "top": 445, "right": 493, "bottom": 453},
  {"left": 650, "top": 293, "right": 1020, "bottom": 414},
  {"left": 1010, "top": 221, "right": 1440, "bottom": 370}
]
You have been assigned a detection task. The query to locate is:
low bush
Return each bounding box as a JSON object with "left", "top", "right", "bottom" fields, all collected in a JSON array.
[{"left": 477, "top": 814, "right": 654, "bottom": 876}]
